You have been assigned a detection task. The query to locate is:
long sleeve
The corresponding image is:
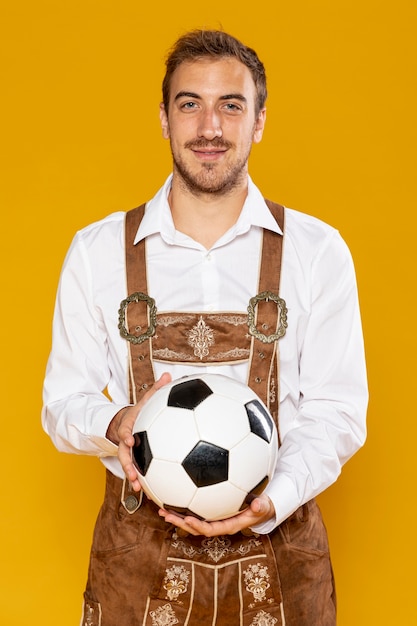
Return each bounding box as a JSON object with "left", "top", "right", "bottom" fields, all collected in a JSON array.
[
  {"left": 42, "top": 217, "right": 128, "bottom": 457},
  {"left": 254, "top": 225, "right": 368, "bottom": 531}
]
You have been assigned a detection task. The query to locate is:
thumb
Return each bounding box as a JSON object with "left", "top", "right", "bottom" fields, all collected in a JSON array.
[
  {"left": 251, "top": 495, "right": 274, "bottom": 518},
  {"left": 250, "top": 497, "right": 263, "bottom": 515}
]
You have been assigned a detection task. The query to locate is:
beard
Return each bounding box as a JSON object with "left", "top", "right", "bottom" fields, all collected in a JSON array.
[{"left": 171, "top": 137, "right": 252, "bottom": 197}]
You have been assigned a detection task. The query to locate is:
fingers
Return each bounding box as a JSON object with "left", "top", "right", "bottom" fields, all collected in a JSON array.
[
  {"left": 159, "top": 494, "right": 275, "bottom": 537},
  {"left": 159, "top": 510, "right": 237, "bottom": 537},
  {"left": 247, "top": 494, "right": 275, "bottom": 524},
  {"left": 117, "top": 373, "right": 172, "bottom": 488},
  {"left": 119, "top": 372, "right": 172, "bottom": 444},
  {"left": 117, "top": 434, "right": 138, "bottom": 482},
  {"left": 159, "top": 509, "right": 201, "bottom": 536},
  {"left": 152, "top": 371, "right": 172, "bottom": 391}
]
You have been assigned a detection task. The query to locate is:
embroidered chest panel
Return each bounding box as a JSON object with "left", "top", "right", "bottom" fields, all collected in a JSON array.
[{"left": 153, "top": 312, "right": 250, "bottom": 364}]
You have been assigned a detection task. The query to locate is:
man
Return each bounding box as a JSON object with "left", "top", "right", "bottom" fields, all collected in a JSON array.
[{"left": 42, "top": 29, "right": 368, "bottom": 626}]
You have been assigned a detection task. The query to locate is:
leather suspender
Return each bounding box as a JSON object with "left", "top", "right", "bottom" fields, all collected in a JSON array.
[
  {"left": 119, "top": 200, "right": 286, "bottom": 434},
  {"left": 249, "top": 202, "right": 285, "bottom": 430},
  {"left": 123, "top": 204, "right": 151, "bottom": 404}
]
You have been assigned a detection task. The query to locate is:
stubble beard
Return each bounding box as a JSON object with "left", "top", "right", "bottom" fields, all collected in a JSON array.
[{"left": 171, "top": 138, "right": 252, "bottom": 197}]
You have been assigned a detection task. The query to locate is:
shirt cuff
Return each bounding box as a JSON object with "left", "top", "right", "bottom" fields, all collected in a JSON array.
[
  {"left": 250, "top": 472, "right": 303, "bottom": 534},
  {"left": 88, "top": 403, "right": 132, "bottom": 457}
]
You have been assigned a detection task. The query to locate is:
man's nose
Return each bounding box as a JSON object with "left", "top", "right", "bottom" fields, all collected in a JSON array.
[{"left": 197, "top": 109, "right": 222, "bottom": 140}]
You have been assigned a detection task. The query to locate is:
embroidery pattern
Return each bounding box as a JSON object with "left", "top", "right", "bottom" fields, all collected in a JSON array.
[
  {"left": 149, "top": 603, "right": 179, "bottom": 626},
  {"left": 207, "top": 314, "right": 247, "bottom": 326},
  {"left": 250, "top": 610, "right": 278, "bottom": 626},
  {"left": 163, "top": 565, "right": 190, "bottom": 602},
  {"left": 171, "top": 533, "right": 262, "bottom": 564},
  {"left": 186, "top": 316, "right": 215, "bottom": 360},
  {"left": 153, "top": 346, "right": 249, "bottom": 362},
  {"left": 156, "top": 313, "right": 247, "bottom": 328},
  {"left": 200, "top": 536, "right": 232, "bottom": 562},
  {"left": 211, "top": 347, "right": 250, "bottom": 360},
  {"left": 244, "top": 562, "right": 271, "bottom": 603},
  {"left": 157, "top": 315, "right": 196, "bottom": 327},
  {"left": 153, "top": 347, "right": 192, "bottom": 361}
]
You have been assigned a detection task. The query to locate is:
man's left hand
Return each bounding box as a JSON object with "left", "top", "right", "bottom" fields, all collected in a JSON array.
[{"left": 158, "top": 493, "right": 275, "bottom": 537}]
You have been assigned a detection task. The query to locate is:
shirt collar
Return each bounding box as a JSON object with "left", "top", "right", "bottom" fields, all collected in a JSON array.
[{"left": 134, "top": 174, "right": 283, "bottom": 245}]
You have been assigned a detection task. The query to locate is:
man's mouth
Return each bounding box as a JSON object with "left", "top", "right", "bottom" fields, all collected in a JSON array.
[
  {"left": 185, "top": 138, "right": 233, "bottom": 152},
  {"left": 185, "top": 139, "right": 232, "bottom": 161},
  {"left": 191, "top": 149, "right": 227, "bottom": 162},
  {"left": 193, "top": 148, "right": 227, "bottom": 154}
]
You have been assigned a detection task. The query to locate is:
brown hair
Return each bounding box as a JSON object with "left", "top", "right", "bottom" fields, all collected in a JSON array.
[{"left": 162, "top": 30, "right": 267, "bottom": 114}]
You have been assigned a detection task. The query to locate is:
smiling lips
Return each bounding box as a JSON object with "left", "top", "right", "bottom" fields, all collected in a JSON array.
[
  {"left": 192, "top": 149, "right": 227, "bottom": 161},
  {"left": 185, "top": 139, "right": 233, "bottom": 161}
]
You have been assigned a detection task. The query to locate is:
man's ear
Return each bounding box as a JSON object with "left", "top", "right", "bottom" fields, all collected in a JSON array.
[
  {"left": 253, "top": 108, "right": 266, "bottom": 144},
  {"left": 159, "top": 103, "right": 170, "bottom": 139}
]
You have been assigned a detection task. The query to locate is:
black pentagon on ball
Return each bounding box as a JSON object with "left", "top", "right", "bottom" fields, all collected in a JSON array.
[
  {"left": 182, "top": 440, "right": 229, "bottom": 487},
  {"left": 245, "top": 400, "right": 275, "bottom": 442},
  {"left": 167, "top": 378, "right": 213, "bottom": 410},
  {"left": 132, "top": 431, "right": 153, "bottom": 475}
]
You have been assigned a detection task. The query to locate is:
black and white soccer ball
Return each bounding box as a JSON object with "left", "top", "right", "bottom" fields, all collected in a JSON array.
[{"left": 132, "top": 373, "right": 278, "bottom": 521}]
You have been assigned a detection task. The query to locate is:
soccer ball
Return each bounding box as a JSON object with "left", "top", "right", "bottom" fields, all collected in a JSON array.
[{"left": 131, "top": 373, "right": 278, "bottom": 521}]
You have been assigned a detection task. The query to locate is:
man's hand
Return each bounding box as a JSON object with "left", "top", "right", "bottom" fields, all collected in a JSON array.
[
  {"left": 106, "top": 372, "right": 172, "bottom": 491},
  {"left": 159, "top": 493, "right": 275, "bottom": 537}
]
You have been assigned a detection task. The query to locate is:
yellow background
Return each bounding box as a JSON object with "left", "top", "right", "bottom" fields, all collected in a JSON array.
[{"left": 1, "top": 1, "right": 416, "bottom": 624}]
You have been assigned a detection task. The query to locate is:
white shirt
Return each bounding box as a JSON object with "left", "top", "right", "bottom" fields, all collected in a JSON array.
[{"left": 42, "top": 175, "right": 368, "bottom": 532}]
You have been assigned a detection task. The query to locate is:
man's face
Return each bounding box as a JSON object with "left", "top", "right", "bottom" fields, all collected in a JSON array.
[{"left": 160, "top": 57, "right": 266, "bottom": 196}]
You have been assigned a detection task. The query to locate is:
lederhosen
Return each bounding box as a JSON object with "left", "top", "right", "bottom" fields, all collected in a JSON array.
[{"left": 82, "top": 202, "right": 336, "bottom": 626}]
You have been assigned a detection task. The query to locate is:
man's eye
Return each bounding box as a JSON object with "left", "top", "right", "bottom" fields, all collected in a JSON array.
[
  {"left": 223, "top": 103, "right": 241, "bottom": 112},
  {"left": 181, "top": 102, "right": 198, "bottom": 110}
]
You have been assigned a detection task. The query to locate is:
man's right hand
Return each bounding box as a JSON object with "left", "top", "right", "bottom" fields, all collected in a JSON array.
[{"left": 106, "top": 372, "right": 172, "bottom": 491}]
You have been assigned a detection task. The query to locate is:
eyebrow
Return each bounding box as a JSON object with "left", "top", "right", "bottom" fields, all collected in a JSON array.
[
  {"left": 220, "top": 94, "right": 247, "bottom": 103},
  {"left": 174, "top": 91, "right": 200, "bottom": 101},
  {"left": 174, "top": 91, "right": 247, "bottom": 104}
]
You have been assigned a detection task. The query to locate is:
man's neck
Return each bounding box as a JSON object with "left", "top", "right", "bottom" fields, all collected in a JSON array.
[{"left": 168, "top": 176, "right": 248, "bottom": 250}]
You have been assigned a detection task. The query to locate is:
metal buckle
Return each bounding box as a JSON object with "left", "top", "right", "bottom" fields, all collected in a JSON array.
[
  {"left": 247, "top": 291, "right": 288, "bottom": 344},
  {"left": 118, "top": 292, "right": 157, "bottom": 344}
]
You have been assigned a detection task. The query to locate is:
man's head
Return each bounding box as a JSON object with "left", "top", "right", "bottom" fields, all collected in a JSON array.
[
  {"left": 162, "top": 30, "right": 267, "bottom": 116},
  {"left": 160, "top": 30, "right": 267, "bottom": 197}
]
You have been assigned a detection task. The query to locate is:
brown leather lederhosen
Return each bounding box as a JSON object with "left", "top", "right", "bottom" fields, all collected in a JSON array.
[{"left": 82, "top": 202, "right": 336, "bottom": 626}]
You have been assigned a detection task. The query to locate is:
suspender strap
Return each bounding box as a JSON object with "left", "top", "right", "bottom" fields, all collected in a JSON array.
[
  {"left": 123, "top": 204, "right": 153, "bottom": 404},
  {"left": 248, "top": 200, "right": 284, "bottom": 428},
  {"left": 121, "top": 200, "right": 285, "bottom": 426}
]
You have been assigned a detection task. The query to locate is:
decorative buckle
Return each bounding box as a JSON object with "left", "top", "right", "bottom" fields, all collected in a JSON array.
[
  {"left": 247, "top": 291, "right": 288, "bottom": 344},
  {"left": 118, "top": 292, "right": 157, "bottom": 344}
]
